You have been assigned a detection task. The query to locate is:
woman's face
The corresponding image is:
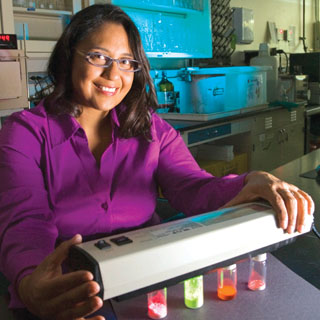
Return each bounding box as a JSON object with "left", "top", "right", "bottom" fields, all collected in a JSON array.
[{"left": 71, "top": 22, "right": 135, "bottom": 113}]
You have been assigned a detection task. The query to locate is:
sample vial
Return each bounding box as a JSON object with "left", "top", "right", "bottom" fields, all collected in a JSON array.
[
  {"left": 217, "top": 264, "right": 237, "bottom": 300},
  {"left": 184, "top": 275, "right": 204, "bottom": 309},
  {"left": 147, "top": 288, "right": 167, "bottom": 319},
  {"left": 248, "top": 253, "right": 267, "bottom": 291}
]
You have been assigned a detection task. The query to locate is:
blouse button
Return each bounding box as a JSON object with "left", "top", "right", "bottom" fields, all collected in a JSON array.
[{"left": 101, "top": 202, "right": 108, "bottom": 210}]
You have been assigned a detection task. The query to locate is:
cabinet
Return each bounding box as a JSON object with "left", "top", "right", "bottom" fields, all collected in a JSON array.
[
  {"left": 0, "top": 0, "right": 81, "bottom": 56},
  {"left": 169, "top": 105, "right": 306, "bottom": 174},
  {"left": 250, "top": 106, "right": 305, "bottom": 171},
  {"left": 1, "top": 0, "right": 212, "bottom": 58},
  {"left": 110, "top": 0, "right": 212, "bottom": 58}
]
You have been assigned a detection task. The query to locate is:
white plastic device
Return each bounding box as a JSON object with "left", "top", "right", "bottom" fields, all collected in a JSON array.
[{"left": 67, "top": 202, "right": 312, "bottom": 301}]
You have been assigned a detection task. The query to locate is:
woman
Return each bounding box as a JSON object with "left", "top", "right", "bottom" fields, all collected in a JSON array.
[{"left": 0, "top": 4, "right": 314, "bottom": 320}]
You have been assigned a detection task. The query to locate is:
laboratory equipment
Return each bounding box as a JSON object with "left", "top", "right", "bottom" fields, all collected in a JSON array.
[{"left": 67, "top": 202, "right": 313, "bottom": 301}]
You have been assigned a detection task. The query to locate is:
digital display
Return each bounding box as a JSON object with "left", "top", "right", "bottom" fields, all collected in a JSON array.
[{"left": 0, "top": 34, "right": 18, "bottom": 49}]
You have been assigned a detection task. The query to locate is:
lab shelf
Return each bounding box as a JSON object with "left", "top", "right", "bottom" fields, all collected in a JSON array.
[{"left": 13, "top": 6, "right": 72, "bottom": 16}]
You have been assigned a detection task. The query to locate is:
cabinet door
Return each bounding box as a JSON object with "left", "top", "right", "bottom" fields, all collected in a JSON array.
[
  {"left": 250, "top": 122, "right": 304, "bottom": 171},
  {"left": 282, "top": 122, "right": 305, "bottom": 162},
  {"left": 251, "top": 130, "right": 283, "bottom": 171},
  {"left": 110, "top": 0, "right": 212, "bottom": 58},
  {"left": 0, "top": 1, "right": 82, "bottom": 51}
]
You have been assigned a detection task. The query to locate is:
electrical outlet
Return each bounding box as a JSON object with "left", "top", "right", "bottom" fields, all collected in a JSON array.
[{"left": 277, "top": 28, "right": 284, "bottom": 41}]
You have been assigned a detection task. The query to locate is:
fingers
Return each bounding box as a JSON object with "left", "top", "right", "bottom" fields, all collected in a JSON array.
[
  {"left": 38, "top": 280, "right": 102, "bottom": 320},
  {"left": 275, "top": 187, "right": 313, "bottom": 234},
  {"left": 277, "top": 189, "right": 298, "bottom": 233},
  {"left": 86, "top": 316, "right": 105, "bottom": 320},
  {"left": 52, "top": 279, "right": 101, "bottom": 309},
  {"left": 44, "top": 234, "right": 82, "bottom": 270},
  {"left": 41, "top": 270, "right": 94, "bottom": 299},
  {"left": 57, "top": 296, "right": 104, "bottom": 320},
  {"left": 18, "top": 234, "right": 105, "bottom": 320},
  {"left": 298, "top": 189, "right": 315, "bottom": 215}
]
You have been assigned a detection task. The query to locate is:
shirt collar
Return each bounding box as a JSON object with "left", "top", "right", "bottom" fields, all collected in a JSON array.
[
  {"left": 47, "top": 105, "right": 122, "bottom": 148},
  {"left": 47, "top": 112, "right": 80, "bottom": 148},
  {"left": 111, "top": 105, "right": 121, "bottom": 127}
]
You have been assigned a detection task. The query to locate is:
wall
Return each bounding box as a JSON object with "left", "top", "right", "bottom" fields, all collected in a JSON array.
[{"left": 230, "top": 0, "right": 314, "bottom": 64}]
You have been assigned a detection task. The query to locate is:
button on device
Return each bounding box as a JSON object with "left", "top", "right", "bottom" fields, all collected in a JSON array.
[
  {"left": 110, "top": 236, "right": 133, "bottom": 246},
  {"left": 95, "top": 239, "right": 111, "bottom": 250}
]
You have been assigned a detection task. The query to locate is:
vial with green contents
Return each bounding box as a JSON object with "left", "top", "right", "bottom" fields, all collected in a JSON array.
[{"left": 184, "top": 275, "right": 204, "bottom": 309}]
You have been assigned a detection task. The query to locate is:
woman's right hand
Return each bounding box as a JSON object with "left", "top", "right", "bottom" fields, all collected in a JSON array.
[{"left": 18, "top": 234, "right": 105, "bottom": 320}]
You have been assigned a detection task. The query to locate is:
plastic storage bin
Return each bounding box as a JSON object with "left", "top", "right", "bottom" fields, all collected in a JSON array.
[
  {"left": 187, "top": 66, "right": 268, "bottom": 111},
  {"left": 217, "top": 66, "right": 268, "bottom": 110},
  {"left": 191, "top": 73, "right": 226, "bottom": 114}
]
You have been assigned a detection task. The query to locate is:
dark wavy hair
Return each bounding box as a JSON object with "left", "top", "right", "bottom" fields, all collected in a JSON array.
[{"left": 44, "top": 4, "right": 158, "bottom": 139}]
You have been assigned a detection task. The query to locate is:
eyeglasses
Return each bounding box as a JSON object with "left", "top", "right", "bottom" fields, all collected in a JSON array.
[{"left": 76, "top": 50, "right": 141, "bottom": 72}]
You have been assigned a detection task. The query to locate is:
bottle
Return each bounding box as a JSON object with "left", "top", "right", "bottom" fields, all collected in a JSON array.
[
  {"left": 248, "top": 253, "right": 267, "bottom": 291},
  {"left": 156, "top": 71, "right": 176, "bottom": 113},
  {"left": 47, "top": 1, "right": 55, "bottom": 9},
  {"left": 250, "top": 43, "right": 278, "bottom": 103},
  {"left": 217, "top": 264, "right": 237, "bottom": 300},
  {"left": 28, "top": 1, "right": 36, "bottom": 8},
  {"left": 38, "top": 0, "right": 45, "bottom": 9},
  {"left": 184, "top": 275, "right": 204, "bottom": 309},
  {"left": 147, "top": 288, "right": 167, "bottom": 319}
]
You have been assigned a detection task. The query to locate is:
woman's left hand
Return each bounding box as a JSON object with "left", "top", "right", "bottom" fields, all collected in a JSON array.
[{"left": 222, "top": 171, "right": 314, "bottom": 234}]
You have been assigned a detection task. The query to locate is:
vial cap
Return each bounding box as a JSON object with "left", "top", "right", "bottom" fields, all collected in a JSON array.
[{"left": 252, "top": 253, "right": 267, "bottom": 261}]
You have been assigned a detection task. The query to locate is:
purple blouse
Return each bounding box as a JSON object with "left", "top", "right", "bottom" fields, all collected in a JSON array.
[{"left": 0, "top": 102, "right": 246, "bottom": 308}]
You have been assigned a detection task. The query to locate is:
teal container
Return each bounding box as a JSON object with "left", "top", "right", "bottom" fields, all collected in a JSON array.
[{"left": 184, "top": 275, "right": 204, "bottom": 309}]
